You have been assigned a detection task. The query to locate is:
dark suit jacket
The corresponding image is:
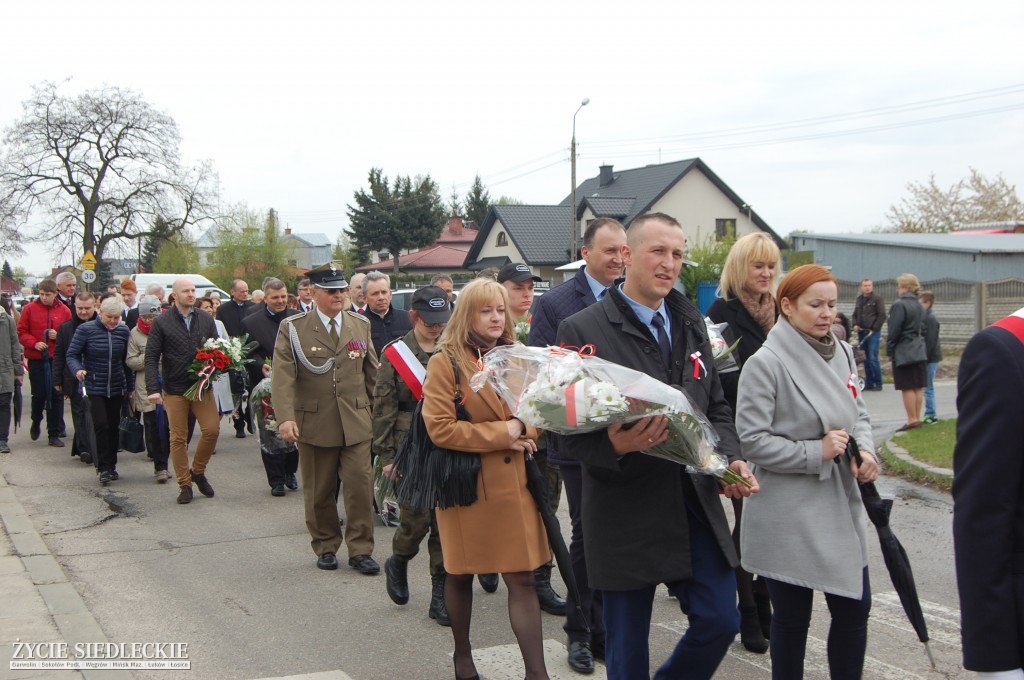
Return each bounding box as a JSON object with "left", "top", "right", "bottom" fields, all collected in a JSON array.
[
  {"left": 706, "top": 294, "right": 774, "bottom": 415},
  {"left": 241, "top": 307, "right": 299, "bottom": 388},
  {"left": 556, "top": 286, "right": 740, "bottom": 591},
  {"left": 953, "top": 313, "right": 1024, "bottom": 672},
  {"left": 528, "top": 267, "right": 598, "bottom": 466},
  {"left": 363, "top": 306, "right": 412, "bottom": 357},
  {"left": 217, "top": 300, "right": 254, "bottom": 337}
]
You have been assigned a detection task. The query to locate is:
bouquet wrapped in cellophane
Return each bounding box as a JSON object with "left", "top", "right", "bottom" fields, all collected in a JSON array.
[{"left": 468, "top": 344, "right": 749, "bottom": 486}]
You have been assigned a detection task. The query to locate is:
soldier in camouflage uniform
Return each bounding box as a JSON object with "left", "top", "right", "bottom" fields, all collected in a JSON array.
[{"left": 375, "top": 286, "right": 451, "bottom": 626}]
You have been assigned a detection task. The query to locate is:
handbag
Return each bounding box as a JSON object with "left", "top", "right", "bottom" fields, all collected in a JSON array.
[
  {"left": 894, "top": 334, "right": 927, "bottom": 367},
  {"left": 392, "top": 352, "right": 480, "bottom": 512},
  {"left": 118, "top": 402, "right": 146, "bottom": 453}
]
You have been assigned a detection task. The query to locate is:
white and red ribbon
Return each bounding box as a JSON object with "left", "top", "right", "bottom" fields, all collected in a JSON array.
[
  {"left": 847, "top": 372, "right": 860, "bottom": 399},
  {"left": 383, "top": 341, "right": 427, "bottom": 401},
  {"left": 689, "top": 351, "right": 706, "bottom": 380},
  {"left": 564, "top": 379, "right": 587, "bottom": 427}
]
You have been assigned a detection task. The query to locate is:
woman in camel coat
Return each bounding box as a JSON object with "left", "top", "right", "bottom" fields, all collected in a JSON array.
[{"left": 422, "top": 277, "right": 550, "bottom": 680}]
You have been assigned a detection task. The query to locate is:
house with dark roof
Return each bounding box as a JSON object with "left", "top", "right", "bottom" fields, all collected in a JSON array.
[
  {"left": 281, "top": 230, "right": 332, "bottom": 270},
  {"left": 356, "top": 216, "right": 481, "bottom": 276},
  {"left": 463, "top": 158, "right": 785, "bottom": 283}
]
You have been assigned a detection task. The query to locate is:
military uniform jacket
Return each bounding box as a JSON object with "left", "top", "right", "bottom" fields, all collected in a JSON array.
[
  {"left": 372, "top": 329, "right": 432, "bottom": 466},
  {"left": 271, "top": 309, "right": 378, "bottom": 448}
]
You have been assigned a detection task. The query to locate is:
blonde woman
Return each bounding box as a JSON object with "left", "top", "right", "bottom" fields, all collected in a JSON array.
[
  {"left": 706, "top": 231, "right": 781, "bottom": 653},
  {"left": 886, "top": 273, "right": 928, "bottom": 430},
  {"left": 422, "top": 278, "right": 550, "bottom": 680}
]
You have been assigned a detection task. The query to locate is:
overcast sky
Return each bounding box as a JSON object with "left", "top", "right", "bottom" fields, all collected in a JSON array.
[{"left": 3, "top": 0, "right": 1022, "bottom": 274}]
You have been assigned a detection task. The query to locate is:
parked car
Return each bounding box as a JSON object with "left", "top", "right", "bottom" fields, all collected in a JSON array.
[{"left": 131, "top": 273, "right": 230, "bottom": 302}]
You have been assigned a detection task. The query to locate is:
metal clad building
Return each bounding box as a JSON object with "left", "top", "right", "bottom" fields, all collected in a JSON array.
[{"left": 791, "top": 233, "right": 1024, "bottom": 282}]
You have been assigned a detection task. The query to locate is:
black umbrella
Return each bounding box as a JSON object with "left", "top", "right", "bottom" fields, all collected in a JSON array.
[
  {"left": 847, "top": 439, "right": 935, "bottom": 668},
  {"left": 523, "top": 453, "right": 587, "bottom": 632},
  {"left": 12, "top": 381, "right": 22, "bottom": 432}
]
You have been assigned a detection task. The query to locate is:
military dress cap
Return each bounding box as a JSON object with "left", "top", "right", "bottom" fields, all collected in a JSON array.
[
  {"left": 410, "top": 286, "right": 452, "bottom": 324},
  {"left": 497, "top": 262, "right": 542, "bottom": 284},
  {"left": 307, "top": 262, "right": 349, "bottom": 289}
]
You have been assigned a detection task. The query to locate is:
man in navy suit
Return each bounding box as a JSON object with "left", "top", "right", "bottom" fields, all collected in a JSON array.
[
  {"left": 953, "top": 307, "right": 1024, "bottom": 678},
  {"left": 528, "top": 217, "right": 626, "bottom": 673}
]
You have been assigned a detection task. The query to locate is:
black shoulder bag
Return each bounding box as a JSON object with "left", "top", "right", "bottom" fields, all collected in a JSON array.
[{"left": 392, "top": 352, "right": 480, "bottom": 512}]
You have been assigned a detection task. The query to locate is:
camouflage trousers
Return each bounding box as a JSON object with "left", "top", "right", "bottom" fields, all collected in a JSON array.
[{"left": 392, "top": 504, "right": 445, "bottom": 577}]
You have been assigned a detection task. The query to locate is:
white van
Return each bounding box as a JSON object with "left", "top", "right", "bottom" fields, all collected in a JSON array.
[{"left": 131, "top": 274, "right": 230, "bottom": 301}]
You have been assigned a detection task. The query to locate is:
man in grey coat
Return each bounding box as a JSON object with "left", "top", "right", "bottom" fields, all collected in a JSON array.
[{"left": 557, "top": 212, "right": 757, "bottom": 680}]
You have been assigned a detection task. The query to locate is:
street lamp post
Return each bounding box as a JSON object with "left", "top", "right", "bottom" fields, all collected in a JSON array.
[{"left": 570, "top": 97, "right": 590, "bottom": 263}]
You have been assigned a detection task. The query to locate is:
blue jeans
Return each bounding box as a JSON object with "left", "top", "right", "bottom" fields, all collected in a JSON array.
[
  {"left": 859, "top": 330, "right": 882, "bottom": 389},
  {"left": 924, "top": 362, "right": 939, "bottom": 418},
  {"left": 602, "top": 512, "right": 738, "bottom": 680}
]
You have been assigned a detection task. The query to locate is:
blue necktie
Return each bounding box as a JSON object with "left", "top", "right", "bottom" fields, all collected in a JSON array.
[{"left": 651, "top": 313, "right": 672, "bottom": 369}]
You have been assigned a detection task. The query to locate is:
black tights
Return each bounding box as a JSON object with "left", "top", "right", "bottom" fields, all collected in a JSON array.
[
  {"left": 732, "top": 497, "right": 769, "bottom": 607},
  {"left": 764, "top": 568, "right": 871, "bottom": 680},
  {"left": 447, "top": 571, "right": 549, "bottom": 680}
]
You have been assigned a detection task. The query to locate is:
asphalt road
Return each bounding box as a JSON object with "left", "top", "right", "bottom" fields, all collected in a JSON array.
[{"left": 1, "top": 381, "right": 965, "bottom": 680}]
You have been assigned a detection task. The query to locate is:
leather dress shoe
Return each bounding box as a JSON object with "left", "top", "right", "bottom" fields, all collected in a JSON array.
[
  {"left": 477, "top": 573, "right": 499, "bottom": 593},
  {"left": 270, "top": 484, "right": 286, "bottom": 497},
  {"left": 567, "top": 641, "right": 594, "bottom": 674},
  {"left": 285, "top": 473, "right": 298, "bottom": 490},
  {"left": 348, "top": 554, "right": 380, "bottom": 575},
  {"left": 317, "top": 552, "right": 338, "bottom": 570}
]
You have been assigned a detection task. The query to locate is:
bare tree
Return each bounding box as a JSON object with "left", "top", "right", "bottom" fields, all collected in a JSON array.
[
  {"left": 886, "top": 168, "right": 1022, "bottom": 232},
  {"left": 0, "top": 81, "right": 217, "bottom": 264}
]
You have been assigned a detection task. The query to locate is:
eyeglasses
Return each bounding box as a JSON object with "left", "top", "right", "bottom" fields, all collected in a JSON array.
[{"left": 423, "top": 322, "right": 447, "bottom": 330}]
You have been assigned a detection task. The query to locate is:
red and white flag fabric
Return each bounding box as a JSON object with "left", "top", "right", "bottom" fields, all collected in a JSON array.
[{"left": 383, "top": 341, "right": 426, "bottom": 400}]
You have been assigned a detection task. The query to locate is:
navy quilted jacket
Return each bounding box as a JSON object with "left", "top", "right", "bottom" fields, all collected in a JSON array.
[{"left": 66, "top": 319, "right": 133, "bottom": 397}]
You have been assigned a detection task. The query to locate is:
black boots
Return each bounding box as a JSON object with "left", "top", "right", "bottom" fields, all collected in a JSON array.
[
  {"left": 429, "top": 573, "right": 450, "bottom": 626},
  {"left": 740, "top": 605, "right": 769, "bottom": 653},
  {"left": 385, "top": 555, "right": 410, "bottom": 605},
  {"left": 533, "top": 564, "right": 566, "bottom": 616}
]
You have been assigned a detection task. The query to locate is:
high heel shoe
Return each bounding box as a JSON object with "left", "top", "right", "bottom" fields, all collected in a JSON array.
[{"left": 453, "top": 654, "right": 480, "bottom": 680}]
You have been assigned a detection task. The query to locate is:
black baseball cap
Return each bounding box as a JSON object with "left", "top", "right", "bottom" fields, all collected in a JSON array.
[
  {"left": 410, "top": 286, "right": 452, "bottom": 324},
  {"left": 497, "top": 262, "right": 542, "bottom": 284}
]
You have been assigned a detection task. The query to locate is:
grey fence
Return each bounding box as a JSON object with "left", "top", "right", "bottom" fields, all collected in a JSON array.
[{"left": 838, "top": 277, "right": 1024, "bottom": 347}]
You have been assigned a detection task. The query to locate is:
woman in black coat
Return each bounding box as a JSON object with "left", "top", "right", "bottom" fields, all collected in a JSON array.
[
  {"left": 706, "top": 231, "right": 781, "bottom": 654},
  {"left": 886, "top": 273, "right": 928, "bottom": 431},
  {"left": 66, "top": 296, "right": 132, "bottom": 485}
]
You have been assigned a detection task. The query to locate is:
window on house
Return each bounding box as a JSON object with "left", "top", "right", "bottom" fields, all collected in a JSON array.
[
  {"left": 715, "top": 219, "right": 736, "bottom": 241},
  {"left": 495, "top": 232, "right": 508, "bottom": 247}
]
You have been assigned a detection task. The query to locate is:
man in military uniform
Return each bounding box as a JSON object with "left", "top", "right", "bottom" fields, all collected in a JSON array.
[
  {"left": 272, "top": 263, "right": 380, "bottom": 575},
  {"left": 375, "top": 286, "right": 451, "bottom": 626}
]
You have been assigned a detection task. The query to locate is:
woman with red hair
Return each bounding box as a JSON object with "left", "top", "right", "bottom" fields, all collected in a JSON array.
[{"left": 735, "top": 264, "right": 879, "bottom": 680}]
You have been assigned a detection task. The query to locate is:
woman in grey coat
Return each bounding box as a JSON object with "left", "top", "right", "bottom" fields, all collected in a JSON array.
[
  {"left": 736, "top": 264, "right": 879, "bottom": 680},
  {"left": 0, "top": 304, "right": 25, "bottom": 453}
]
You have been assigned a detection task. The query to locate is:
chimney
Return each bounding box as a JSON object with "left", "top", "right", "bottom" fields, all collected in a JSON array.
[
  {"left": 599, "top": 164, "right": 614, "bottom": 187},
  {"left": 447, "top": 215, "right": 463, "bottom": 236},
  {"left": 284, "top": 227, "right": 292, "bottom": 235}
]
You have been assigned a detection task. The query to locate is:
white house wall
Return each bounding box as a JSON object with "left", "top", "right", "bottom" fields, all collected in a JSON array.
[
  {"left": 650, "top": 170, "right": 758, "bottom": 245},
  {"left": 475, "top": 218, "right": 525, "bottom": 262}
]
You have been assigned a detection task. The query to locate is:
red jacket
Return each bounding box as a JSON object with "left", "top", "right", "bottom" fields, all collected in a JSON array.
[{"left": 18, "top": 299, "right": 72, "bottom": 361}]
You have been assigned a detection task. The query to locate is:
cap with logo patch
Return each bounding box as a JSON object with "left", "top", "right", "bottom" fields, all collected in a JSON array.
[
  {"left": 497, "top": 262, "right": 542, "bottom": 284},
  {"left": 410, "top": 286, "right": 452, "bottom": 324},
  {"left": 306, "top": 262, "right": 349, "bottom": 289}
]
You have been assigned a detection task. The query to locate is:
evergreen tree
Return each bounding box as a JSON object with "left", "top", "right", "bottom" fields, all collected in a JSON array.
[
  {"left": 1, "top": 260, "right": 12, "bottom": 280},
  {"left": 346, "top": 168, "right": 447, "bottom": 275},
  {"left": 464, "top": 174, "right": 491, "bottom": 226},
  {"left": 142, "top": 217, "right": 176, "bottom": 273}
]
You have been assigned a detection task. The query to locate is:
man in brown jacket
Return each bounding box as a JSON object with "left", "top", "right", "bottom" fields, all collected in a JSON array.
[{"left": 272, "top": 263, "right": 380, "bottom": 574}]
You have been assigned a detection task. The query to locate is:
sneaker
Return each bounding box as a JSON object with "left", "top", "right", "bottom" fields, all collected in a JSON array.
[
  {"left": 922, "top": 415, "right": 940, "bottom": 425},
  {"left": 0, "top": 441, "right": 10, "bottom": 453},
  {"left": 190, "top": 469, "right": 215, "bottom": 497},
  {"left": 99, "top": 470, "right": 113, "bottom": 485},
  {"left": 155, "top": 469, "right": 171, "bottom": 484},
  {"left": 109, "top": 469, "right": 119, "bottom": 481},
  {"left": 48, "top": 437, "right": 65, "bottom": 448},
  {"left": 177, "top": 485, "right": 193, "bottom": 504}
]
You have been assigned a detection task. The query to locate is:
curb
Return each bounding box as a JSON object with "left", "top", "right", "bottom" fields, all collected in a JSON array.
[
  {"left": 0, "top": 468, "right": 130, "bottom": 679},
  {"left": 880, "top": 437, "right": 953, "bottom": 491}
]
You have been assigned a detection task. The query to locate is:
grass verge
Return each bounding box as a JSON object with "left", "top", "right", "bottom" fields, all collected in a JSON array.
[{"left": 879, "top": 419, "right": 955, "bottom": 492}]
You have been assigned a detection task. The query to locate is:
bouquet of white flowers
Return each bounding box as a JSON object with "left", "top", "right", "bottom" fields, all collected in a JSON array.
[{"left": 469, "top": 344, "right": 748, "bottom": 486}]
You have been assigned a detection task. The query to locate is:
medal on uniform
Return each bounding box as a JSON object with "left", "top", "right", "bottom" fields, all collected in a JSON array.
[{"left": 347, "top": 339, "right": 366, "bottom": 360}]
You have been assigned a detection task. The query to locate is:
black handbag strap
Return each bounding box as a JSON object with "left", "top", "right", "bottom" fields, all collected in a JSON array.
[{"left": 446, "top": 352, "right": 463, "bottom": 403}]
